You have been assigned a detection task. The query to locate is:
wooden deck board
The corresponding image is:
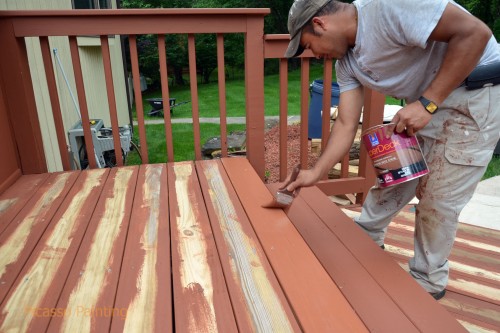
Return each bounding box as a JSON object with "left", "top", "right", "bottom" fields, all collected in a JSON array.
[
  {"left": 443, "top": 291, "right": 500, "bottom": 329},
  {"left": 267, "top": 183, "right": 420, "bottom": 333},
  {"left": 110, "top": 164, "right": 172, "bottom": 333},
  {"left": 343, "top": 205, "right": 500, "bottom": 332},
  {"left": 168, "top": 161, "right": 238, "bottom": 332},
  {"left": 0, "top": 173, "right": 50, "bottom": 236},
  {"left": 1, "top": 160, "right": 496, "bottom": 332},
  {"left": 47, "top": 167, "right": 138, "bottom": 333},
  {"left": 0, "top": 169, "right": 109, "bottom": 333},
  {"left": 197, "top": 159, "right": 300, "bottom": 332},
  {"left": 0, "top": 172, "right": 80, "bottom": 304},
  {"left": 369, "top": 209, "right": 500, "bottom": 305},
  {"left": 221, "top": 158, "right": 369, "bottom": 332},
  {"left": 305, "top": 188, "right": 467, "bottom": 332}
]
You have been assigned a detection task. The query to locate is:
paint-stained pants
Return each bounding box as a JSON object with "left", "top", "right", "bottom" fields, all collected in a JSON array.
[{"left": 355, "top": 85, "right": 500, "bottom": 293}]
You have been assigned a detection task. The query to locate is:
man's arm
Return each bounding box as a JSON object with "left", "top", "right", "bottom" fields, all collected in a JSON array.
[
  {"left": 286, "top": 86, "right": 364, "bottom": 191},
  {"left": 391, "top": 3, "right": 492, "bottom": 136},
  {"left": 424, "top": 3, "right": 492, "bottom": 104}
]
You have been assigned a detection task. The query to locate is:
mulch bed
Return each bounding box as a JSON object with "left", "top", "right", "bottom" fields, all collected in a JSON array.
[{"left": 264, "top": 124, "right": 320, "bottom": 184}]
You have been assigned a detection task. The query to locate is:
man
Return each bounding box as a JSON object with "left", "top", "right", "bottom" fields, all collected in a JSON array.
[{"left": 283, "top": 0, "right": 500, "bottom": 300}]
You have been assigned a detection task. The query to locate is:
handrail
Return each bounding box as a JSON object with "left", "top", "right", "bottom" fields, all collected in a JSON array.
[
  {"left": 1, "top": 9, "right": 270, "bottom": 37},
  {"left": 0, "top": 8, "right": 383, "bottom": 203}
]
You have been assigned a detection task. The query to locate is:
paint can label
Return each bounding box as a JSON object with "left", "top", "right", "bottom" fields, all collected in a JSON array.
[{"left": 362, "top": 124, "right": 429, "bottom": 187}]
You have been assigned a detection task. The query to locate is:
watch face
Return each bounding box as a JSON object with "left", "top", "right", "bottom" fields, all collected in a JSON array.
[
  {"left": 419, "top": 96, "right": 438, "bottom": 114},
  {"left": 426, "top": 102, "right": 438, "bottom": 113}
]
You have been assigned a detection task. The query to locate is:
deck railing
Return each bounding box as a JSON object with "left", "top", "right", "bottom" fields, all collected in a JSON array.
[{"left": 0, "top": 8, "right": 384, "bottom": 203}]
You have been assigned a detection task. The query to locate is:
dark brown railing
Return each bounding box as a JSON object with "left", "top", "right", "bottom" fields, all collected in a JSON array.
[{"left": 0, "top": 8, "right": 384, "bottom": 203}]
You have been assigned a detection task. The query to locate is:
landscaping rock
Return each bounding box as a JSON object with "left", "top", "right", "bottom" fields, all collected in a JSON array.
[{"left": 202, "top": 131, "right": 246, "bottom": 157}]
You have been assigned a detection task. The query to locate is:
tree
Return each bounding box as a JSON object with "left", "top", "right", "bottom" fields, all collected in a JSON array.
[
  {"left": 121, "top": 0, "right": 196, "bottom": 86},
  {"left": 120, "top": 0, "right": 295, "bottom": 86},
  {"left": 455, "top": 0, "right": 500, "bottom": 38}
]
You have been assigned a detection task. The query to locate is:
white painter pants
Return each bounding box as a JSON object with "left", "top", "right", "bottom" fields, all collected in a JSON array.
[{"left": 355, "top": 85, "right": 500, "bottom": 293}]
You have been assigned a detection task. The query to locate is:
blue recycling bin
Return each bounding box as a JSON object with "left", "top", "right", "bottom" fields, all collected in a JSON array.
[{"left": 308, "top": 80, "right": 340, "bottom": 139}]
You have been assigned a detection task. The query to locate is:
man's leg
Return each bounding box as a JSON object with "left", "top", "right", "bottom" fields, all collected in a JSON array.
[
  {"left": 409, "top": 143, "right": 487, "bottom": 293},
  {"left": 410, "top": 85, "right": 500, "bottom": 293},
  {"left": 355, "top": 179, "right": 418, "bottom": 247}
]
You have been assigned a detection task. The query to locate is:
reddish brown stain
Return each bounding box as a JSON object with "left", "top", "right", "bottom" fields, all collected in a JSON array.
[{"left": 183, "top": 283, "right": 217, "bottom": 332}]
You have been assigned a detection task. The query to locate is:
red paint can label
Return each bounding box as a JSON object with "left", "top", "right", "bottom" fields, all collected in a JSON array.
[{"left": 362, "top": 124, "right": 429, "bottom": 187}]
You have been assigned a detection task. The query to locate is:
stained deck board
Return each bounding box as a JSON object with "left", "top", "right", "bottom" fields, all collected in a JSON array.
[
  {"left": 0, "top": 169, "right": 109, "bottom": 332},
  {"left": 371, "top": 212, "right": 500, "bottom": 305},
  {"left": 385, "top": 222, "right": 500, "bottom": 268},
  {"left": 386, "top": 233, "right": 500, "bottom": 303},
  {"left": 453, "top": 312, "right": 500, "bottom": 333},
  {"left": 221, "top": 157, "right": 371, "bottom": 332},
  {"left": 443, "top": 290, "right": 500, "bottom": 329},
  {"left": 110, "top": 164, "right": 172, "bottom": 333},
  {"left": 196, "top": 159, "right": 301, "bottom": 332},
  {"left": 167, "top": 161, "right": 238, "bottom": 332},
  {"left": 46, "top": 166, "right": 139, "bottom": 333},
  {"left": 383, "top": 228, "right": 500, "bottom": 300},
  {"left": 0, "top": 172, "right": 80, "bottom": 304},
  {"left": 303, "top": 187, "right": 467, "bottom": 332},
  {"left": 0, "top": 173, "right": 50, "bottom": 236},
  {"left": 343, "top": 205, "right": 500, "bottom": 332},
  {"left": 385, "top": 208, "right": 500, "bottom": 259},
  {"left": 266, "top": 183, "right": 420, "bottom": 333}
]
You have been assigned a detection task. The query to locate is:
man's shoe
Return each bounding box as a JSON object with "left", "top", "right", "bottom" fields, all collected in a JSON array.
[{"left": 430, "top": 289, "right": 446, "bottom": 300}]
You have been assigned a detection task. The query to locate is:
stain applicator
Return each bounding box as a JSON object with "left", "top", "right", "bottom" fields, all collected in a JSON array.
[{"left": 262, "top": 164, "right": 301, "bottom": 209}]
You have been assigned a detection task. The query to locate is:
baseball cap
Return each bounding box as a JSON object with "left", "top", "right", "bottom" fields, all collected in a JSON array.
[{"left": 285, "top": 0, "right": 331, "bottom": 58}]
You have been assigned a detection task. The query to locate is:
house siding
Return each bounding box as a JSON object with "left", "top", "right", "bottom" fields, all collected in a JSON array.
[{"left": 0, "top": 0, "right": 129, "bottom": 172}]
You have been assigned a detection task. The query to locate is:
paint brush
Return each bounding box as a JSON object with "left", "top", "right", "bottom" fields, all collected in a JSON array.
[{"left": 262, "top": 164, "right": 301, "bottom": 209}]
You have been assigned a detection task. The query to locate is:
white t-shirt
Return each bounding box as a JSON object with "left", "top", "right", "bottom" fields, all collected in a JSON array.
[{"left": 335, "top": 0, "right": 500, "bottom": 102}]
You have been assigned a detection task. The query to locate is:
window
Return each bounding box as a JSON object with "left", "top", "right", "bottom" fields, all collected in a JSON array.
[{"left": 73, "top": 0, "right": 111, "bottom": 9}]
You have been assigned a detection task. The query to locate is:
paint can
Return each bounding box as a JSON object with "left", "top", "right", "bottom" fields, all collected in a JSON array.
[{"left": 362, "top": 124, "right": 429, "bottom": 187}]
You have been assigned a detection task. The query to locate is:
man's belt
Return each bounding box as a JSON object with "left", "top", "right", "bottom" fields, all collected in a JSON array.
[{"left": 465, "top": 60, "right": 500, "bottom": 90}]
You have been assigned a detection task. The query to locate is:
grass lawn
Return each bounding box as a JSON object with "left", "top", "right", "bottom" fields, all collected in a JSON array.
[
  {"left": 135, "top": 63, "right": 402, "bottom": 120},
  {"left": 126, "top": 123, "right": 246, "bottom": 164},
  {"left": 484, "top": 155, "right": 500, "bottom": 180}
]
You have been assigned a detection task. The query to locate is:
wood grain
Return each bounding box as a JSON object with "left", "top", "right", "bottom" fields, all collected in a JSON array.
[
  {"left": 266, "top": 181, "right": 419, "bottom": 332},
  {"left": 0, "top": 169, "right": 109, "bottom": 333},
  {"left": 47, "top": 167, "right": 138, "bottom": 333},
  {"left": 0, "top": 172, "right": 78, "bottom": 304},
  {"left": 168, "top": 161, "right": 237, "bottom": 332},
  {"left": 300, "top": 186, "right": 467, "bottom": 332},
  {"left": 344, "top": 204, "right": 500, "bottom": 332},
  {"left": 111, "top": 164, "right": 172, "bottom": 333},
  {"left": 197, "top": 159, "right": 299, "bottom": 332},
  {"left": 0, "top": 174, "right": 50, "bottom": 236},
  {"left": 0, "top": 160, "right": 495, "bottom": 332},
  {"left": 221, "top": 157, "right": 368, "bottom": 332}
]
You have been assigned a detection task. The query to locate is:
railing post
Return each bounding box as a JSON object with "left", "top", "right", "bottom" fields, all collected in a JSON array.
[
  {"left": 244, "top": 16, "right": 266, "bottom": 180},
  {"left": 0, "top": 19, "right": 47, "bottom": 174},
  {"left": 356, "top": 88, "right": 385, "bottom": 203}
]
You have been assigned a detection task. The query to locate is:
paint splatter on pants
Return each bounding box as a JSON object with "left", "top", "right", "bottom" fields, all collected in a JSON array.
[{"left": 355, "top": 85, "right": 500, "bottom": 293}]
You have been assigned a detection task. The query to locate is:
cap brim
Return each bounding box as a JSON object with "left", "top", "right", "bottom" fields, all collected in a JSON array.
[{"left": 285, "top": 30, "right": 305, "bottom": 58}]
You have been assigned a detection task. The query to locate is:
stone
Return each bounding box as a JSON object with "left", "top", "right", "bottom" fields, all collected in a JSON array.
[{"left": 202, "top": 131, "right": 246, "bottom": 157}]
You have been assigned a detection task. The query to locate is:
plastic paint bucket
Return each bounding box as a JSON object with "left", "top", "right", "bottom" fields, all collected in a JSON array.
[{"left": 362, "top": 124, "right": 429, "bottom": 187}]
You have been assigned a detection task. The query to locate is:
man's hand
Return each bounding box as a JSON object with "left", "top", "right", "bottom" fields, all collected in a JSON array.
[
  {"left": 282, "top": 167, "right": 322, "bottom": 192},
  {"left": 387, "top": 101, "right": 432, "bottom": 137}
]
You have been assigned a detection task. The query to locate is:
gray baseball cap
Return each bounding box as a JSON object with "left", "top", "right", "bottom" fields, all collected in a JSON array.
[{"left": 285, "top": 0, "right": 331, "bottom": 58}]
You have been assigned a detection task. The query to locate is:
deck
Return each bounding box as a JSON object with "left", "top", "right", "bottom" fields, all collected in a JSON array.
[
  {"left": 0, "top": 157, "right": 472, "bottom": 332},
  {"left": 0, "top": 7, "right": 498, "bottom": 333}
]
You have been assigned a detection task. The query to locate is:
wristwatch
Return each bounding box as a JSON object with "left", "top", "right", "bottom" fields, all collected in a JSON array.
[{"left": 418, "top": 96, "right": 438, "bottom": 114}]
